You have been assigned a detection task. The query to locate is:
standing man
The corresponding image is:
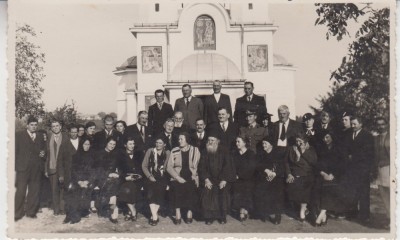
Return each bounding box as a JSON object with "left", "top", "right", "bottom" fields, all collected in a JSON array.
[
  {"left": 373, "top": 117, "right": 390, "bottom": 229},
  {"left": 239, "top": 110, "right": 267, "bottom": 153},
  {"left": 234, "top": 82, "right": 267, "bottom": 127},
  {"left": 302, "top": 113, "right": 317, "bottom": 149},
  {"left": 45, "top": 119, "right": 70, "bottom": 216},
  {"left": 204, "top": 80, "right": 232, "bottom": 125},
  {"left": 199, "top": 132, "right": 235, "bottom": 225},
  {"left": 207, "top": 107, "right": 239, "bottom": 150},
  {"left": 126, "top": 111, "right": 153, "bottom": 156},
  {"left": 93, "top": 115, "right": 122, "bottom": 150},
  {"left": 190, "top": 118, "right": 208, "bottom": 152},
  {"left": 270, "top": 105, "right": 303, "bottom": 148},
  {"left": 337, "top": 112, "right": 353, "bottom": 142},
  {"left": 148, "top": 89, "right": 174, "bottom": 136},
  {"left": 156, "top": 118, "right": 179, "bottom": 151},
  {"left": 174, "top": 84, "right": 204, "bottom": 130},
  {"left": 346, "top": 116, "right": 374, "bottom": 224},
  {"left": 15, "top": 116, "right": 46, "bottom": 221}
]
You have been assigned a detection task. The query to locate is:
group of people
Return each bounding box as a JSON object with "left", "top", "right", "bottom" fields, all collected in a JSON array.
[{"left": 15, "top": 81, "right": 390, "bottom": 229}]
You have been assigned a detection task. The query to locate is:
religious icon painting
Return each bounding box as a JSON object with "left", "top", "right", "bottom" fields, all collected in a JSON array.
[
  {"left": 141, "top": 46, "right": 163, "bottom": 73},
  {"left": 194, "top": 15, "right": 216, "bottom": 50},
  {"left": 247, "top": 45, "right": 268, "bottom": 72}
]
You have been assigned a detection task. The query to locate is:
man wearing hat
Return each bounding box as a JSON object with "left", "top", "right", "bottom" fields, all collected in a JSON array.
[
  {"left": 198, "top": 131, "right": 235, "bottom": 225},
  {"left": 302, "top": 113, "right": 317, "bottom": 149},
  {"left": 238, "top": 110, "right": 268, "bottom": 153},
  {"left": 15, "top": 116, "right": 46, "bottom": 221}
]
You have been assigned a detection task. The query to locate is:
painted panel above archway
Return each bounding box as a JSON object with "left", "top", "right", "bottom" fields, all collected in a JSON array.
[{"left": 194, "top": 15, "right": 216, "bottom": 50}]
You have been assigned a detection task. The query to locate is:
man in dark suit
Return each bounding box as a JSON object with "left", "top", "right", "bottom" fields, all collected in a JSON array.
[
  {"left": 302, "top": 113, "right": 317, "bottom": 150},
  {"left": 270, "top": 105, "right": 303, "bottom": 148},
  {"left": 126, "top": 111, "right": 153, "bottom": 156},
  {"left": 190, "top": 118, "right": 207, "bottom": 152},
  {"left": 148, "top": 89, "right": 174, "bottom": 136},
  {"left": 45, "top": 119, "right": 71, "bottom": 215},
  {"left": 234, "top": 82, "right": 267, "bottom": 127},
  {"left": 15, "top": 116, "right": 46, "bottom": 221},
  {"left": 156, "top": 118, "right": 179, "bottom": 151},
  {"left": 204, "top": 80, "right": 232, "bottom": 125},
  {"left": 174, "top": 84, "right": 204, "bottom": 130},
  {"left": 207, "top": 107, "right": 239, "bottom": 150},
  {"left": 93, "top": 115, "right": 122, "bottom": 150},
  {"left": 346, "top": 116, "right": 374, "bottom": 223}
]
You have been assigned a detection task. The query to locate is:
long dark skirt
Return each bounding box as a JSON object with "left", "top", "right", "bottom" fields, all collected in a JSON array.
[
  {"left": 200, "top": 184, "right": 231, "bottom": 219},
  {"left": 170, "top": 180, "right": 198, "bottom": 210},
  {"left": 65, "top": 186, "right": 91, "bottom": 222},
  {"left": 118, "top": 180, "right": 143, "bottom": 204},
  {"left": 320, "top": 180, "right": 349, "bottom": 213},
  {"left": 145, "top": 178, "right": 168, "bottom": 205},
  {"left": 254, "top": 177, "right": 285, "bottom": 216},
  {"left": 96, "top": 178, "right": 120, "bottom": 218},
  {"left": 232, "top": 179, "right": 255, "bottom": 210},
  {"left": 286, "top": 175, "right": 314, "bottom": 204}
]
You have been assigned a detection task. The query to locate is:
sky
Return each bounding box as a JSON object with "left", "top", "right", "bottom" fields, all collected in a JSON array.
[{"left": 10, "top": 1, "right": 389, "bottom": 116}]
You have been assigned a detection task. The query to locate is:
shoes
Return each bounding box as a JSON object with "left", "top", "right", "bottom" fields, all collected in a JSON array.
[
  {"left": 109, "top": 217, "right": 118, "bottom": 224},
  {"left": 63, "top": 217, "right": 71, "bottom": 224},
  {"left": 239, "top": 213, "right": 248, "bottom": 222},
  {"left": 90, "top": 207, "right": 97, "bottom": 213},
  {"left": 14, "top": 216, "right": 23, "bottom": 222},
  {"left": 53, "top": 212, "right": 60, "bottom": 216},
  {"left": 26, "top": 214, "right": 37, "bottom": 219},
  {"left": 149, "top": 218, "right": 159, "bottom": 226},
  {"left": 218, "top": 218, "right": 227, "bottom": 224},
  {"left": 205, "top": 219, "right": 214, "bottom": 225},
  {"left": 184, "top": 218, "right": 193, "bottom": 224},
  {"left": 70, "top": 219, "right": 81, "bottom": 224},
  {"left": 59, "top": 210, "right": 66, "bottom": 215},
  {"left": 174, "top": 218, "right": 182, "bottom": 225},
  {"left": 159, "top": 210, "right": 167, "bottom": 218},
  {"left": 270, "top": 214, "right": 281, "bottom": 225}
]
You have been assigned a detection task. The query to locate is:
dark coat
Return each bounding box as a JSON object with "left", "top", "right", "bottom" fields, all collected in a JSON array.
[
  {"left": 199, "top": 146, "right": 236, "bottom": 184},
  {"left": 93, "top": 129, "right": 122, "bottom": 151},
  {"left": 62, "top": 138, "right": 80, "bottom": 186},
  {"left": 70, "top": 150, "right": 95, "bottom": 185},
  {"left": 207, "top": 121, "right": 239, "bottom": 150},
  {"left": 156, "top": 131, "right": 179, "bottom": 151},
  {"left": 234, "top": 94, "right": 267, "bottom": 127},
  {"left": 204, "top": 93, "right": 232, "bottom": 125},
  {"left": 174, "top": 96, "right": 204, "bottom": 130},
  {"left": 190, "top": 130, "right": 208, "bottom": 152},
  {"left": 148, "top": 102, "right": 174, "bottom": 136},
  {"left": 345, "top": 129, "right": 374, "bottom": 176},
  {"left": 270, "top": 119, "right": 304, "bottom": 147},
  {"left": 125, "top": 124, "right": 153, "bottom": 155},
  {"left": 45, "top": 132, "right": 71, "bottom": 177},
  {"left": 15, "top": 130, "right": 46, "bottom": 172}
]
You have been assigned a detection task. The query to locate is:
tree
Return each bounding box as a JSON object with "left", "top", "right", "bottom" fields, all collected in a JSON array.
[
  {"left": 43, "top": 100, "right": 78, "bottom": 131},
  {"left": 15, "top": 24, "right": 46, "bottom": 118},
  {"left": 313, "top": 4, "right": 390, "bottom": 130}
]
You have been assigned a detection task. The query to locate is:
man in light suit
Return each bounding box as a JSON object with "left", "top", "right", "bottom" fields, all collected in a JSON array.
[
  {"left": 204, "top": 80, "right": 232, "bottom": 125},
  {"left": 174, "top": 84, "right": 204, "bottom": 130},
  {"left": 126, "top": 111, "right": 153, "bottom": 157},
  {"left": 15, "top": 116, "right": 46, "bottom": 221},
  {"left": 234, "top": 82, "right": 267, "bottom": 127},
  {"left": 148, "top": 89, "right": 174, "bottom": 136}
]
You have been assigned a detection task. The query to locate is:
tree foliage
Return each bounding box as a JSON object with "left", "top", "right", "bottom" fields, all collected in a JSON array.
[
  {"left": 15, "top": 24, "right": 46, "bottom": 118},
  {"left": 313, "top": 4, "right": 390, "bottom": 130},
  {"left": 43, "top": 100, "right": 78, "bottom": 131}
]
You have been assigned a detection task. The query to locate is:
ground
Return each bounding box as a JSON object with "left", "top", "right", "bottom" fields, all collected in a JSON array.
[{"left": 12, "top": 189, "right": 390, "bottom": 236}]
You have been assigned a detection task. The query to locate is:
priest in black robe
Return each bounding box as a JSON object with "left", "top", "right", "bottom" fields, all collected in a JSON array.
[{"left": 199, "top": 131, "right": 235, "bottom": 225}]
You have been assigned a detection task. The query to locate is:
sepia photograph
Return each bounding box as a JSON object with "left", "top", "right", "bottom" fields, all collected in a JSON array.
[{"left": 6, "top": 0, "right": 396, "bottom": 238}]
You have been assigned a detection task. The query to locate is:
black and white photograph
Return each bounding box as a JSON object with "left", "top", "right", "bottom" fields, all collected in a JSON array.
[{"left": 5, "top": 0, "right": 396, "bottom": 238}]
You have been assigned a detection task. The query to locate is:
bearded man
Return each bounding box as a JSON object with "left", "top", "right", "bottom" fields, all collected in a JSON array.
[{"left": 198, "top": 132, "right": 235, "bottom": 225}]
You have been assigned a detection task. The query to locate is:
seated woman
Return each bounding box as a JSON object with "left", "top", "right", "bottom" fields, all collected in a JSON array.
[
  {"left": 254, "top": 137, "right": 286, "bottom": 225},
  {"left": 142, "top": 137, "right": 170, "bottom": 226},
  {"left": 232, "top": 136, "right": 257, "bottom": 222},
  {"left": 286, "top": 132, "right": 317, "bottom": 223},
  {"left": 64, "top": 137, "right": 94, "bottom": 224},
  {"left": 167, "top": 132, "right": 200, "bottom": 225},
  {"left": 118, "top": 137, "right": 144, "bottom": 222},
  {"left": 315, "top": 130, "right": 348, "bottom": 226},
  {"left": 92, "top": 136, "right": 120, "bottom": 223}
]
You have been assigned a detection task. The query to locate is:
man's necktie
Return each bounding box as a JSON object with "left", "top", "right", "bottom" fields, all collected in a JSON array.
[
  {"left": 140, "top": 125, "right": 144, "bottom": 141},
  {"left": 280, "top": 123, "right": 286, "bottom": 141},
  {"left": 353, "top": 132, "right": 356, "bottom": 140},
  {"left": 186, "top": 98, "right": 190, "bottom": 107},
  {"left": 54, "top": 138, "right": 58, "bottom": 156},
  {"left": 167, "top": 134, "right": 172, "bottom": 146},
  {"left": 247, "top": 96, "right": 251, "bottom": 102},
  {"left": 221, "top": 123, "right": 226, "bottom": 132},
  {"left": 31, "top": 133, "right": 36, "bottom": 141}
]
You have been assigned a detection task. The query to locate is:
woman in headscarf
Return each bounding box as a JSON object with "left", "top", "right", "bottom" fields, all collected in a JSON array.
[
  {"left": 142, "top": 137, "right": 170, "bottom": 226},
  {"left": 167, "top": 132, "right": 200, "bottom": 225},
  {"left": 232, "top": 136, "right": 257, "bottom": 222},
  {"left": 285, "top": 132, "right": 318, "bottom": 223}
]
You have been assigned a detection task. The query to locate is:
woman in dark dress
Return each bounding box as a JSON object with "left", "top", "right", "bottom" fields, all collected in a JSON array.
[
  {"left": 232, "top": 136, "right": 257, "bottom": 222},
  {"left": 64, "top": 137, "right": 94, "bottom": 224},
  {"left": 114, "top": 120, "right": 128, "bottom": 149},
  {"left": 315, "top": 130, "right": 348, "bottom": 226},
  {"left": 142, "top": 137, "right": 170, "bottom": 226},
  {"left": 92, "top": 136, "right": 120, "bottom": 223},
  {"left": 286, "top": 132, "right": 318, "bottom": 223},
  {"left": 254, "top": 137, "right": 286, "bottom": 224},
  {"left": 118, "top": 137, "right": 144, "bottom": 222},
  {"left": 167, "top": 132, "right": 200, "bottom": 225}
]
